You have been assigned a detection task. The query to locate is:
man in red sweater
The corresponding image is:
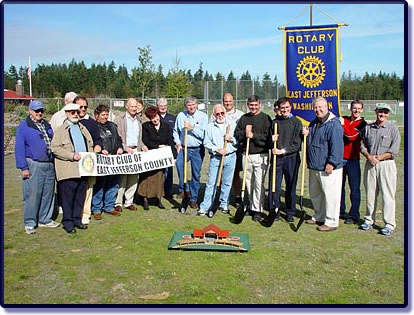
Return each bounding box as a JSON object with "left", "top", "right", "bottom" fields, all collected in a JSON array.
[{"left": 339, "top": 100, "right": 367, "bottom": 224}]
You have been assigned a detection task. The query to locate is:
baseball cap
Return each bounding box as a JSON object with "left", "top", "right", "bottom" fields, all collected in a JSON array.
[
  {"left": 375, "top": 103, "right": 392, "bottom": 111},
  {"left": 29, "top": 100, "right": 44, "bottom": 111},
  {"left": 64, "top": 103, "right": 80, "bottom": 111}
]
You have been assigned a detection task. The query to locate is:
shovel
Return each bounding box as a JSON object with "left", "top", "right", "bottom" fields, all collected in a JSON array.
[
  {"left": 179, "top": 128, "right": 189, "bottom": 214},
  {"left": 266, "top": 123, "right": 278, "bottom": 225},
  {"left": 207, "top": 124, "right": 231, "bottom": 218},
  {"left": 233, "top": 137, "right": 250, "bottom": 224},
  {"left": 295, "top": 134, "right": 307, "bottom": 232}
]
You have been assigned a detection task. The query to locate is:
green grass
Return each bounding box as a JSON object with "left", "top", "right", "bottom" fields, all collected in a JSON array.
[{"left": 3, "top": 131, "right": 405, "bottom": 305}]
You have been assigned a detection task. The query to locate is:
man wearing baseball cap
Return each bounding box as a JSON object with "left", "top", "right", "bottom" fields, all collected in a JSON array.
[
  {"left": 15, "top": 100, "right": 60, "bottom": 235},
  {"left": 51, "top": 103, "right": 94, "bottom": 234},
  {"left": 359, "top": 103, "right": 400, "bottom": 236}
]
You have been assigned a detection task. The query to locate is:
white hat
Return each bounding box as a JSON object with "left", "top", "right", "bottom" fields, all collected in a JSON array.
[{"left": 64, "top": 103, "right": 80, "bottom": 111}]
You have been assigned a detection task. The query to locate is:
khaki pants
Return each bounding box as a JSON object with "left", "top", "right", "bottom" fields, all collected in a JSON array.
[
  {"left": 363, "top": 160, "right": 397, "bottom": 230},
  {"left": 116, "top": 174, "right": 138, "bottom": 207},
  {"left": 82, "top": 176, "right": 96, "bottom": 219},
  {"left": 309, "top": 168, "right": 343, "bottom": 227},
  {"left": 243, "top": 153, "right": 268, "bottom": 213}
]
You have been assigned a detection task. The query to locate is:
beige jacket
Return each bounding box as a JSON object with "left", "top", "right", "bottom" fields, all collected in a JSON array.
[
  {"left": 114, "top": 112, "right": 144, "bottom": 152},
  {"left": 51, "top": 121, "right": 94, "bottom": 181}
]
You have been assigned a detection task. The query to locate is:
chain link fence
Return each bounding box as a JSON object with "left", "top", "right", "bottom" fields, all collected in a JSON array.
[{"left": 4, "top": 96, "right": 404, "bottom": 152}]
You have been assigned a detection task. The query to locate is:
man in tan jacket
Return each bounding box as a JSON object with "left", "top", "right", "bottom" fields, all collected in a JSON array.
[
  {"left": 114, "top": 98, "right": 147, "bottom": 211},
  {"left": 51, "top": 103, "right": 94, "bottom": 234}
]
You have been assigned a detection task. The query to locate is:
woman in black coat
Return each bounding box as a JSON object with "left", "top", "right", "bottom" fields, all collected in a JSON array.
[{"left": 138, "top": 106, "right": 177, "bottom": 210}]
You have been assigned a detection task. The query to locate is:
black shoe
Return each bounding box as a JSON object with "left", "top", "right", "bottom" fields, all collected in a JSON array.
[
  {"left": 63, "top": 226, "right": 76, "bottom": 234},
  {"left": 143, "top": 198, "right": 149, "bottom": 210},
  {"left": 345, "top": 218, "right": 357, "bottom": 224},
  {"left": 74, "top": 223, "right": 88, "bottom": 230},
  {"left": 286, "top": 214, "right": 295, "bottom": 223},
  {"left": 339, "top": 215, "right": 348, "bottom": 220},
  {"left": 157, "top": 200, "right": 165, "bottom": 209}
]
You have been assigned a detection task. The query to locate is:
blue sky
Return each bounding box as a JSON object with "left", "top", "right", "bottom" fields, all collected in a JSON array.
[{"left": 3, "top": 2, "right": 405, "bottom": 83}]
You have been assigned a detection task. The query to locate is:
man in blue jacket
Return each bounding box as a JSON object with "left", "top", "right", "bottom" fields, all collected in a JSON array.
[
  {"left": 15, "top": 100, "right": 60, "bottom": 235},
  {"left": 173, "top": 96, "right": 208, "bottom": 209},
  {"left": 303, "top": 97, "right": 344, "bottom": 232}
]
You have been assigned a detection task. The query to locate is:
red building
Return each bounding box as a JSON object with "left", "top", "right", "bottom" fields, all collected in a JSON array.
[{"left": 193, "top": 224, "right": 230, "bottom": 239}]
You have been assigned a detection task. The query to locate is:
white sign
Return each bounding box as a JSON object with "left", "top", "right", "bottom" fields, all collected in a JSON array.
[
  {"left": 79, "top": 146, "right": 174, "bottom": 176},
  {"left": 113, "top": 100, "right": 125, "bottom": 108}
]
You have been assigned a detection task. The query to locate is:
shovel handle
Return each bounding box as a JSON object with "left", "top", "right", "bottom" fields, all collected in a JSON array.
[
  {"left": 300, "top": 134, "right": 307, "bottom": 197},
  {"left": 272, "top": 123, "right": 278, "bottom": 193},
  {"left": 216, "top": 124, "right": 231, "bottom": 187},
  {"left": 241, "top": 137, "right": 250, "bottom": 192},
  {"left": 184, "top": 128, "right": 188, "bottom": 184}
]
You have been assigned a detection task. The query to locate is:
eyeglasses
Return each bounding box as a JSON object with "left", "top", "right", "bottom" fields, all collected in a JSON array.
[
  {"left": 34, "top": 109, "right": 44, "bottom": 113},
  {"left": 79, "top": 106, "right": 88, "bottom": 110},
  {"left": 215, "top": 112, "right": 225, "bottom": 116},
  {"left": 69, "top": 110, "right": 80, "bottom": 115}
]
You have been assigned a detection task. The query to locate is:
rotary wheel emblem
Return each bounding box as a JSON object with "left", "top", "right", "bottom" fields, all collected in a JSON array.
[
  {"left": 296, "top": 56, "right": 326, "bottom": 88},
  {"left": 80, "top": 154, "right": 95, "bottom": 175}
]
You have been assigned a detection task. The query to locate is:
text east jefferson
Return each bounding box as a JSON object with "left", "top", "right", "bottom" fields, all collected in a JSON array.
[{"left": 287, "top": 89, "right": 338, "bottom": 99}]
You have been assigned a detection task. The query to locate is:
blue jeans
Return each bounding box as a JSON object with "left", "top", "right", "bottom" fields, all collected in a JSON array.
[
  {"left": 176, "top": 146, "right": 205, "bottom": 202},
  {"left": 92, "top": 175, "right": 120, "bottom": 213},
  {"left": 22, "top": 158, "right": 55, "bottom": 227},
  {"left": 200, "top": 153, "right": 236, "bottom": 211},
  {"left": 340, "top": 159, "right": 361, "bottom": 220},
  {"left": 164, "top": 166, "right": 173, "bottom": 196}
]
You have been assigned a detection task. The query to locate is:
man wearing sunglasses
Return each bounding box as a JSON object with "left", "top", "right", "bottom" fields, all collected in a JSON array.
[
  {"left": 15, "top": 100, "right": 59, "bottom": 235},
  {"left": 198, "top": 104, "right": 237, "bottom": 216},
  {"left": 51, "top": 103, "right": 94, "bottom": 234}
]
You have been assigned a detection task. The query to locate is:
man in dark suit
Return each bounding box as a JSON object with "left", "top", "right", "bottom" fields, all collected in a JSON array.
[{"left": 157, "top": 98, "right": 176, "bottom": 199}]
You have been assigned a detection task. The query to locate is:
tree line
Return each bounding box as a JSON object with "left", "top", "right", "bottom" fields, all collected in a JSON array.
[{"left": 3, "top": 46, "right": 404, "bottom": 101}]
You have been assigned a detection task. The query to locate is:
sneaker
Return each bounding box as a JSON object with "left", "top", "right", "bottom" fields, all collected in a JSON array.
[
  {"left": 25, "top": 226, "right": 36, "bottom": 235},
  {"left": 197, "top": 209, "right": 206, "bottom": 216},
  {"left": 252, "top": 213, "right": 263, "bottom": 222},
  {"left": 380, "top": 227, "right": 393, "bottom": 236},
  {"left": 359, "top": 223, "right": 373, "bottom": 231},
  {"left": 81, "top": 217, "right": 90, "bottom": 225},
  {"left": 38, "top": 221, "right": 60, "bottom": 228},
  {"left": 219, "top": 207, "right": 229, "bottom": 214}
]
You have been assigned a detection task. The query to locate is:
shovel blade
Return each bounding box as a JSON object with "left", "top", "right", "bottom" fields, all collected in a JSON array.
[
  {"left": 295, "top": 196, "right": 306, "bottom": 232},
  {"left": 179, "top": 197, "right": 189, "bottom": 214},
  {"left": 234, "top": 202, "right": 247, "bottom": 224}
]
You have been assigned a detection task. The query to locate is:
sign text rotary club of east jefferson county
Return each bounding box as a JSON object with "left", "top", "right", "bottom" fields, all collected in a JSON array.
[{"left": 284, "top": 24, "right": 341, "bottom": 124}]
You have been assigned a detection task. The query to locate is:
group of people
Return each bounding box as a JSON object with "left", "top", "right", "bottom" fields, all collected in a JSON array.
[{"left": 15, "top": 91, "right": 400, "bottom": 236}]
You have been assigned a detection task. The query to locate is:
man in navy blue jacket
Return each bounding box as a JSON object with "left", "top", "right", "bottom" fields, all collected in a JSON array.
[
  {"left": 157, "top": 98, "right": 176, "bottom": 199},
  {"left": 15, "top": 100, "right": 60, "bottom": 235},
  {"left": 303, "top": 97, "right": 344, "bottom": 232}
]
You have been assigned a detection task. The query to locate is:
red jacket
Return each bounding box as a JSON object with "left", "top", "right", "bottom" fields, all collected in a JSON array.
[{"left": 342, "top": 116, "right": 367, "bottom": 160}]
